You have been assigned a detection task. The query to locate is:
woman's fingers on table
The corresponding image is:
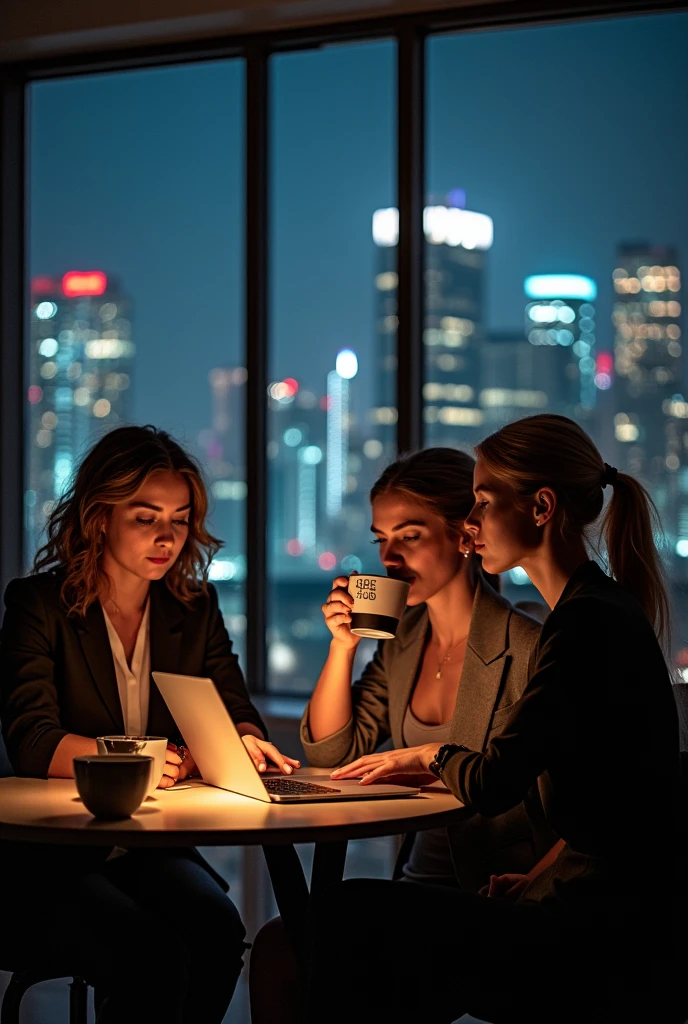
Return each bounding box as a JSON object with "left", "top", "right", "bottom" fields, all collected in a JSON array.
[
  {"left": 331, "top": 754, "right": 387, "bottom": 779},
  {"left": 332, "top": 746, "right": 436, "bottom": 781},
  {"left": 241, "top": 735, "right": 301, "bottom": 774},
  {"left": 359, "top": 763, "right": 432, "bottom": 785}
]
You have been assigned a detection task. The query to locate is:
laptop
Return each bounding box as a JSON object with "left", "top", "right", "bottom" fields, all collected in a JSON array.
[{"left": 152, "top": 671, "right": 420, "bottom": 803}]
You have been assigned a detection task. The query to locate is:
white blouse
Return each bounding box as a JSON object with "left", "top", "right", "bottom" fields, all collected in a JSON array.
[{"left": 101, "top": 600, "right": 151, "bottom": 735}]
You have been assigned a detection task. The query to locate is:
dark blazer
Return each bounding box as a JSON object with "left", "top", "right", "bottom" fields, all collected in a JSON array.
[
  {"left": 301, "top": 575, "right": 558, "bottom": 891},
  {"left": 0, "top": 570, "right": 266, "bottom": 777},
  {"left": 442, "top": 561, "right": 681, "bottom": 937}
]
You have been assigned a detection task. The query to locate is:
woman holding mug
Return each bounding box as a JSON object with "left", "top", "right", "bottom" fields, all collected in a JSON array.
[
  {"left": 304, "top": 445, "right": 555, "bottom": 886},
  {"left": 0, "top": 424, "right": 300, "bottom": 1024},
  {"left": 306, "top": 415, "right": 681, "bottom": 1023},
  {"left": 249, "top": 447, "right": 558, "bottom": 1024}
]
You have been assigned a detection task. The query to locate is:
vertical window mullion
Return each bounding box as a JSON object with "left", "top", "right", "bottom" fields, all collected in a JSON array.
[
  {"left": 0, "top": 73, "right": 26, "bottom": 593},
  {"left": 395, "top": 26, "right": 425, "bottom": 455},
  {"left": 245, "top": 50, "right": 269, "bottom": 695}
]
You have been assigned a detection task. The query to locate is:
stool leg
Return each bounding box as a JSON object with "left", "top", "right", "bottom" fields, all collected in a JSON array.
[
  {"left": 69, "top": 977, "right": 89, "bottom": 1024},
  {"left": 1, "top": 972, "right": 31, "bottom": 1024}
]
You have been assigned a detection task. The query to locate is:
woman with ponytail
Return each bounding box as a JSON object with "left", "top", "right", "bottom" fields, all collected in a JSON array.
[
  {"left": 303, "top": 446, "right": 556, "bottom": 889},
  {"left": 306, "top": 415, "right": 682, "bottom": 1024},
  {"left": 251, "top": 447, "right": 558, "bottom": 1024}
]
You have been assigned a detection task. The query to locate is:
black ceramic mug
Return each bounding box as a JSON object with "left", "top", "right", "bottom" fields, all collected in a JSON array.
[{"left": 73, "top": 754, "right": 152, "bottom": 820}]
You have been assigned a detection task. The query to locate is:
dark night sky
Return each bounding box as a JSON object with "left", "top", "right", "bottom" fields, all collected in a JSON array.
[{"left": 29, "top": 11, "right": 688, "bottom": 448}]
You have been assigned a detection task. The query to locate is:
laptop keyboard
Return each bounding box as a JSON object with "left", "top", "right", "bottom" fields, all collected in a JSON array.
[{"left": 264, "top": 778, "right": 341, "bottom": 795}]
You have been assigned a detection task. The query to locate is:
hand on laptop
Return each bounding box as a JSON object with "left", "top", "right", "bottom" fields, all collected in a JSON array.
[
  {"left": 241, "top": 735, "right": 302, "bottom": 775},
  {"left": 330, "top": 744, "right": 440, "bottom": 787}
]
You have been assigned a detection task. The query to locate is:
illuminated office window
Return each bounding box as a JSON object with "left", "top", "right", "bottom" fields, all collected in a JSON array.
[
  {"left": 27, "top": 61, "right": 247, "bottom": 664},
  {"left": 267, "top": 41, "right": 396, "bottom": 693},
  {"left": 426, "top": 13, "right": 688, "bottom": 649}
]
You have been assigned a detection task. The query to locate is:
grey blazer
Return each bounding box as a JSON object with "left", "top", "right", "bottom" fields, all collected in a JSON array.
[{"left": 301, "top": 576, "right": 558, "bottom": 891}]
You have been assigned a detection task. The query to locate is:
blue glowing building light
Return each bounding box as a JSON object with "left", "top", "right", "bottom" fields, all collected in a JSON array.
[{"left": 524, "top": 274, "right": 597, "bottom": 302}]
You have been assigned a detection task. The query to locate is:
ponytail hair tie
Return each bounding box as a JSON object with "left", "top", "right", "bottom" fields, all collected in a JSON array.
[{"left": 601, "top": 463, "right": 618, "bottom": 489}]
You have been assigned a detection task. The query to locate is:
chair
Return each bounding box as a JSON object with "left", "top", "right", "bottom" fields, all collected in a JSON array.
[
  {"left": 0, "top": 728, "right": 91, "bottom": 1023},
  {"left": 1, "top": 969, "right": 89, "bottom": 1024}
]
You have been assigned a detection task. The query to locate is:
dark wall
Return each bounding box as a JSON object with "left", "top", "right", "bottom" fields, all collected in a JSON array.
[{"left": 0, "top": 0, "right": 483, "bottom": 61}]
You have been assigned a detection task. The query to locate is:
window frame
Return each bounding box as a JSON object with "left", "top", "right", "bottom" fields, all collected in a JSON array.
[{"left": 1, "top": 0, "right": 685, "bottom": 694}]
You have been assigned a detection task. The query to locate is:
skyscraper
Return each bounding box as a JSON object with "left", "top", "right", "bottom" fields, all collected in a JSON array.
[
  {"left": 372, "top": 194, "right": 494, "bottom": 452},
  {"left": 268, "top": 376, "right": 328, "bottom": 574},
  {"left": 523, "top": 273, "right": 599, "bottom": 428},
  {"left": 612, "top": 244, "right": 684, "bottom": 558},
  {"left": 480, "top": 329, "right": 549, "bottom": 429},
  {"left": 612, "top": 245, "right": 683, "bottom": 473},
  {"left": 27, "top": 271, "right": 134, "bottom": 558},
  {"left": 197, "top": 365, "right": 248, "bottom": 584},
  {"left": 203, "top": 366, "right": 247, "bottom": 484}
]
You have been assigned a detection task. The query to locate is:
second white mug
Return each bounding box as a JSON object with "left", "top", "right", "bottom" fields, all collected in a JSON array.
[{"left": 96, "top": 735, "right": 168, "bottom": 796}]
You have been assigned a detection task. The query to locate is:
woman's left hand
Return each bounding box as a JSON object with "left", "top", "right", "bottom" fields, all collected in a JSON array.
[
  {"left": 330, "top": 744, "right": 440, "bottom": 786},
  {"left": 241, "top": 735, "right": 302, "bottom": 775},
  {"left": 158, "top": 745, "right": 184, "bottom": 789},
  {"left": 168, "top": 743, "right": 198, "bottom": 782}
]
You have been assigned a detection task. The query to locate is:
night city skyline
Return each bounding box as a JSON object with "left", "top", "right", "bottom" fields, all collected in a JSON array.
[
  {"left": 29, "top": 13, "right": 688, "bottom": 427},
  {"left": 26, "top": 9, "right": 688, "bottom": 689}
]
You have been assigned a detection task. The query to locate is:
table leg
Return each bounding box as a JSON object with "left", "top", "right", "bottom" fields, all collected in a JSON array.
[
  {"left": 310, "top": 839, "right": 348, "bottom": 895},
  {"left": 261, "top": 844, "right": 311, "bottom": 969},
  {"left": 261, "top": 839, "right": 348, "bottom": 971}
]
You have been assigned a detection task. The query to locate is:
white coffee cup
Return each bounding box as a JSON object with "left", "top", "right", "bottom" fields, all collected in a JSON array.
[
  {"left": 348, "top": 574, "right": 411, "bottom": 639},
  {"left": 96, "top": 735, "right": 168, "bottom": 797}
]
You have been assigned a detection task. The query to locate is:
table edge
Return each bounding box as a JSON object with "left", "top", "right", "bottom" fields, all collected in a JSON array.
[{"left": 0, "top": 805, "right": 468, "bottom": 847}]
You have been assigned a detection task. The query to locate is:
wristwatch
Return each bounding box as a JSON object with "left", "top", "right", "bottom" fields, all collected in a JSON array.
[{"left": 428, "top": 743, "right": 471, "bottom": 778}]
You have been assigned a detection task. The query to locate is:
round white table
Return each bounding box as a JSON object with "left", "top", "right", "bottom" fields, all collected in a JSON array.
[
  {"left": 0, "top": 770, "right": 468, "bottom": 967},
  {"left": 0, "top": 770, "right": 466, "bottom": 847}
]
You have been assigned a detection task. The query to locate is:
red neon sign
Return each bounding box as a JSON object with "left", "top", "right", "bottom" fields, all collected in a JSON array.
[
  {"left": 32, "top": 276, "right": 57, "bottom": 295},
  {"left": 596, "top": 353, "right": 613, "bottom": 375},
  {"left": 62, "top": 271, "right": 107, "bottom": 297}
]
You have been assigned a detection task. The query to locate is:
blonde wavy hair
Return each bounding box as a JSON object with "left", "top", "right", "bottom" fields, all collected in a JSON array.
[
  {"left": 475, "top": 414, "right": 670, "bottom": 646},
  {"left": 33, "top": 425, "right": 221, "bottom": 617}
]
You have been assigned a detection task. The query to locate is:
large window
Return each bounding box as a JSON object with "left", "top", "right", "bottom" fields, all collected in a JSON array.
[
  {"left": 267, "top": 41, "right": 396, "bottom": 693},
  {"left": 17, "top": 7, "right": 688, "bottom": 688},
  {"left": 27, "top": 61, "right": 247, "bottom": 662},
  {"left": 425, "top": 12, "right": 688, "bottom": 646},
  {"left": 6, "top": 9, "right": 686, "bottom": 1020}
]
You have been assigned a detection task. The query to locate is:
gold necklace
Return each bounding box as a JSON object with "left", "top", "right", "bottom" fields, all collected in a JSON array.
[{"left": 434, "top": 634, "right": 469, "bottom": 680}]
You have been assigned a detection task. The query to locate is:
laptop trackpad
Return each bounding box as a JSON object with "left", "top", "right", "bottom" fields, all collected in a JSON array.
[{"left": 307, "top": 774, "right": 416, "bottom": 795}]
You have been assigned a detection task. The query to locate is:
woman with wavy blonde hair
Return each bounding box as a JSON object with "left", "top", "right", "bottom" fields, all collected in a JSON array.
[
  {"left": 306, "top": 415, "right": 682, "bottom": 1024},
  {"left": 0, "top": 424, "right": 299, "bottom": 1024}
]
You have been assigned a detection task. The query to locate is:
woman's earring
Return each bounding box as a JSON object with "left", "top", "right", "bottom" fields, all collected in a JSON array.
[{"left": 463, "top": 549, "right": 470, "bottom": 558}]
